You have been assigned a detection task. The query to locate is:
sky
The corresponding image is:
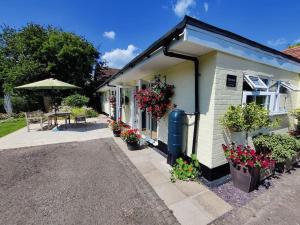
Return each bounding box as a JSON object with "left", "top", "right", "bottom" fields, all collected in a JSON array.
[{"left": 1, "top": 0, "right": 300, "bottom": 69}]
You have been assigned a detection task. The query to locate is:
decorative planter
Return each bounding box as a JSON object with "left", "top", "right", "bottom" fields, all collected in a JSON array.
[
  {"left": 230, "top": 163, "right": 260, "bottom": 193},
  {"left": 113, "top": 130, "right": 121, "bottom": 137},
  {"left": 260, "top": 163, "right": 275, "bottom": 181},
  {"left": 126, "top": 142, "right": 139, "bottom": 150}
]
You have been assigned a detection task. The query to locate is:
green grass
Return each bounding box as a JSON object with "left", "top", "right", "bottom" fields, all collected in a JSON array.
[{"left": 0, "top": 118, "right": 26, "bottom": 138}]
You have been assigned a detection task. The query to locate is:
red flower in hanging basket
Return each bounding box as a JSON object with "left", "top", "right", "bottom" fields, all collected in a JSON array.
[{"left": 135, "top": 78, "right": 175, "bottom": 120}]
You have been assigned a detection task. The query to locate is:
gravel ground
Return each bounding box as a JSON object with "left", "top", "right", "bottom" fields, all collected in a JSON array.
[
  {"left": 210, "top": 166, "right": 300, "bottom": 225},
  {"left": 211, "top": 178, "right": 273, "bottom": 208},
  {"left": 0, "top": 138, "right": 178, "bottom": 225}
]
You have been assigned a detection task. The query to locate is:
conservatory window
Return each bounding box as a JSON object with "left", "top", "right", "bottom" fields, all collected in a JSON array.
[
  {"left": 280, "top": 81, "right": 300, "bottom": 92},
  {"left": 244, "top": 75, "right": 268, "bottom": 90}
]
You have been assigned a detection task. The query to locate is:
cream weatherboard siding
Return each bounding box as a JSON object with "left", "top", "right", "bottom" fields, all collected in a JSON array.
[{"left": 210, "top": 52, "right": 300, "bottom": 168}]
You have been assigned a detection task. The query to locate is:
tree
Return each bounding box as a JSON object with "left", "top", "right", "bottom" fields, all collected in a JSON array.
[
  {"left": 220, "top": 102, "right": 279, "bottom": 144},
  {"left": 0, "top": 23, "right": 104, "bottom": 112}
]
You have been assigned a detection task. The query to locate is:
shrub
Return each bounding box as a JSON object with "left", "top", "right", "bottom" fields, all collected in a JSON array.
[
  {"left": 84, "top": 107, "right": 98, "bottom": 118},
  {"left": 63, "top": 94, "right": 89, "bottom": 107},
  {"left": 170, "top": 154, "right": 200, "bottom": 183},
  {"left": 253, "top": 134, "right": 299, "bottom": 163},
  {"left": 290, "top": 108, "right": 300, "bottom": 121},
  {"left": 220, "top": 102, "right": 279, "bottom": 143},
  {"left": 71, "top": 107, "right": 86, "bottom": 117}
]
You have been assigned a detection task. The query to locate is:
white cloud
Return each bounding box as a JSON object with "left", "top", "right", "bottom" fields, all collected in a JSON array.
[
  {"left": 204, "top": 2, "right": 209, "bottom": 12},
  {"left": 293, "top": 38, "right": 300, "bottom": 44},
  {"left": 267, "top": 38, "right": 287, "bottom": 47},
  {"left": 103, "top": 31, "right": 116, "bottom": 40},
  {"left": 102, "top": 44, "right": 139, "bottom": 69},
  {"left": 173, "top": 0, "right": 196, "bottom": 17}
]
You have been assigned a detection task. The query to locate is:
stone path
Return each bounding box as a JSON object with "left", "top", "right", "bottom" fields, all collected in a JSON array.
[{"left": 113, "top": 137, "right": 232, "bottom": 225}]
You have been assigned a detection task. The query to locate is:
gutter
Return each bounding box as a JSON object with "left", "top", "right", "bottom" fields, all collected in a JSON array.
[{"left": 163, "top": 43, "right": 200, "bottom": 155}]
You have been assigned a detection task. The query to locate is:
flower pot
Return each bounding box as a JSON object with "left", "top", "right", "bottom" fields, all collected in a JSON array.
[
  {"left": 260, "top": 163, "right": 275, "bottom": 181},
  {"left": 126, "top": 142, "right": 139, "bottom": 150},
  {"left": 113, "top": 130, "right": 121, "bottom": 137},
  {"left": 230, "top": 163, "right": 260, "bottom": 193}
]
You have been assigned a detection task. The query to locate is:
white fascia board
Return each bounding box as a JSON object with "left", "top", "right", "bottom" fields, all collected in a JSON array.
[
  {"left": 96, "top": 85, "right": 115, "bottom": 92},
  {"left": 185, "top": 25, "right": 300, "bottom": 73}
]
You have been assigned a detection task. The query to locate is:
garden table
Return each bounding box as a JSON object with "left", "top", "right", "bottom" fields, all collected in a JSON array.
[{"left": 45, "top": 111, "right": 71, "bottom": 126}]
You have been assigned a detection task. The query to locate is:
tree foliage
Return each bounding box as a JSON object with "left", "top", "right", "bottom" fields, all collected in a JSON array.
[{"left": 0, "top": 23, "right": 103, "bottom": 110}]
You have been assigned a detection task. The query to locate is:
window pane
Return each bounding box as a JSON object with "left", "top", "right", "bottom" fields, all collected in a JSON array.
[
  {"left": 249, "top": 76, "right": 261, "bottom": 86},
  {"left": 279, "top": 94, "right": 287, "bottom": 112},
  {"left": 246, "top": 95, "right": 255, "bottom": 104},
  {"left": 256, "top": 96, "right": 266, "bottom": 107}
]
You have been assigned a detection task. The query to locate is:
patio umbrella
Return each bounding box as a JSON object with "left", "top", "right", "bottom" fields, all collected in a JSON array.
[
  {"left": 15, "top": 78, "right": 81, "bottom": 125},
  {"left": 15, "top": 78, "right": 81, "bottom": 90}
]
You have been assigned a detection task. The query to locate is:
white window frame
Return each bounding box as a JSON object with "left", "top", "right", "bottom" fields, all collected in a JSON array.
[
  {"left": 280, "top": 81, "right": 300, "bottom": 92},
  {"left": 244, "top": 74, "right": 268, "bottom": 90},
  {"left": 242, "top": 91, "right": 275, "bottom": 111}
]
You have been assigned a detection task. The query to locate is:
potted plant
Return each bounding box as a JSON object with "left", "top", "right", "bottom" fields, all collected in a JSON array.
[
  {"left": 108, "top": 119, "right": 123, "bottom": 137},
  {"left": 220, "top": 103, "right": 279, "bottom": 145},
  {"left": 121, "top": 129, "right": 141, "bottom": 150},
  {"left": 253, "top": 133, "right": 298, "bottom": 172},
  {"left": 222, "top": 144, "right": 274, "bottom": 192}
]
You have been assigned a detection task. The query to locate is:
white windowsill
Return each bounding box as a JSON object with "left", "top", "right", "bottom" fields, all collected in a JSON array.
[{"left": 270, "top": 111, "right": 288, "bottom": 116}]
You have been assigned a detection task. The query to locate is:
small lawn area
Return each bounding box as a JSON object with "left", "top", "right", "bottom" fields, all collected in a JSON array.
[{"left": 0, "top": 118, "right": 26, "bottom": 138}]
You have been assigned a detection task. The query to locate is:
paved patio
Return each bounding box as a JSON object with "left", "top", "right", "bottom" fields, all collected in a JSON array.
[
  {"left": 0, "top": 116, "right": 111, "bottom": 150},
  {"left": 0, "top": 115, "right": 232, "bottom": 225}
]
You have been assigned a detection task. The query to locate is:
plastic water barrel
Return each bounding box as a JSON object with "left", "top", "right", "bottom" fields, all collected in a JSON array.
[{"left": 167, "top": 109, "right": 185, "bottom": 165}]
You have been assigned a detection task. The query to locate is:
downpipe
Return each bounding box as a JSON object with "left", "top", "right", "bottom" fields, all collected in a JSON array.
[{"left": 163, "top": 44, "right": 200, "bottom": 154}]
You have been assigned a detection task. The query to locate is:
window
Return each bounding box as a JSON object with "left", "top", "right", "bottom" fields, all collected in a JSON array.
[
  {"left": 280, "top": 81, "right": 299, "bottom": 92},
  {"left": 244, "top": 75, "right": 268, "bottom": 90},
  {"left": 242, "top": 75, "right": 299, "bottom": 115}
]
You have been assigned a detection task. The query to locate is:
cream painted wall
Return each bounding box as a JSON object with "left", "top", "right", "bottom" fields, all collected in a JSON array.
[
  {"left": 121, "top": 88, "right": 132, "bottom": 125},
  {"left": 100, "top": 50, "right": 300, "bottom": 171},
  {"left": 100, "top": 91, "right": 110, "bottom": 115},
  {"left": 210, "top": 52, "right": 300, "bottom": 168},
  {"left": 145, "top": 52, "right": 218, "bottom": 167}
]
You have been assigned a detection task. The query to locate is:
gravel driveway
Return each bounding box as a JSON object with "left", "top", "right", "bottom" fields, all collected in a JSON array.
[{"left": 0, "top": 138, "right": 178, "bottom": 225}]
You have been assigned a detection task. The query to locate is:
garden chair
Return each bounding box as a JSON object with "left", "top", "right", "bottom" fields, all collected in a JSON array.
[
  {"left": 73, "top": 108, "right": 87, "bottom": 124},
  {"left": 25, "top": 111, "right": 47, "bottom": 132}
]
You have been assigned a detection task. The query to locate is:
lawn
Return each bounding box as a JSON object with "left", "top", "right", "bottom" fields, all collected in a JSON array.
[{"left": 0, "top": 118, "right": 26, "bottom": 138}]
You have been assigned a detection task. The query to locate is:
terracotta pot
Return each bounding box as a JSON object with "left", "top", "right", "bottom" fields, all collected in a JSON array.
[
  {"left": 230, "top": 163, "right": 260, "bottom": 193},
  {"left": 126, "top": 142, "right": 139, "bottom": 150},
  {"left": 113, "top": 130, "right": 121, "bottom": 137}
]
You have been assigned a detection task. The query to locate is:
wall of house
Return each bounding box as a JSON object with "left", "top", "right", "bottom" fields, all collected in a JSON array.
[
  {"left": 100, "top": 91, "right": 111, "bottom": 115},
  {"left": 210, "top": 52, "right": 300, "bottom": 168},
  {"left": 154, "top": 52, "right": 218, "bottom": 167},
  {"left": 121, "top": 88, "right": 132, "bottom": 125}
]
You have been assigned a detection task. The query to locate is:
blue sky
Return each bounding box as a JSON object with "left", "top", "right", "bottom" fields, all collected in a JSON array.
[{"left": 1, "top": 0, "right": 300, "bottom": 68}]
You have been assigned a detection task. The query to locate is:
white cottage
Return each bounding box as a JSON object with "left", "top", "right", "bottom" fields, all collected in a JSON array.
[{"left": 98, "top": 16, "right": 300, "bottom": 182}]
